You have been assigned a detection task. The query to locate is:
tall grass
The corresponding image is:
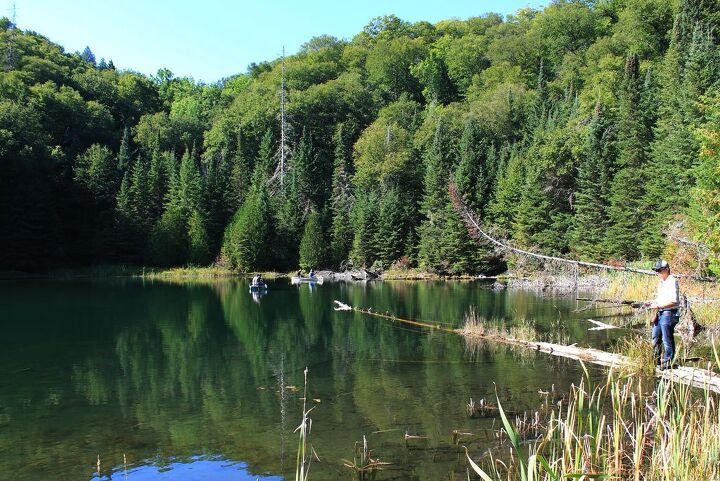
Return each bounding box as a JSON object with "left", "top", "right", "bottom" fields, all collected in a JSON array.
[
  {"left": 466, "top": 363, "right": 720, "bottom": 480},
  {"left": 295, "top": 367, "right": 316, "bottom": 481}
]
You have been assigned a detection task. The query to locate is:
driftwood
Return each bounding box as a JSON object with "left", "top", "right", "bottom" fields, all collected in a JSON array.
[
  {"left": 577, "top": 297, "right": 645, "bottom": 308},
  {"left": 335, "top": 300, "right": 720, "bottom": 394}
]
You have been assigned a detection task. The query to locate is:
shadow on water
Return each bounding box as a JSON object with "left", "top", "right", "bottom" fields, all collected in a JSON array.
[{"left": 0, "top": 279, "right": 623, "bottom": 480}]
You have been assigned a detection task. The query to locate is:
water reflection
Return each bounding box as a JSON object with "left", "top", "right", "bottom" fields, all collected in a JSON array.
[
  {"left": 90, "top": 456, "right": 282, "bottom": 481},
  {"left": 0, "top": 279, "right": 621, "bottom": 481}
]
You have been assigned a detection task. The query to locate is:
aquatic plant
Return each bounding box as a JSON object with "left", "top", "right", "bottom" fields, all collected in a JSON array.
[
  {"left": 342, "top": 435, "right": 391, "bottom": 480},
  {"left": 466, "top": 360, "right": 720, "bottom": 480},
  {"left": 295, "top": 368, "right": 317, "bottom": 481}
]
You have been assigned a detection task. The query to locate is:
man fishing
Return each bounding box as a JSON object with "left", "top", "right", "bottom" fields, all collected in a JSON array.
[{"left": 648, "top": 260, "right": 680, "bottom": 370}]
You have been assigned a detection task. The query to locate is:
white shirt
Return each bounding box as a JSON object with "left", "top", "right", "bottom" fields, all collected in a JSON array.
[{"left": 655, "top": 274, "right": 679, "bottom": 308}]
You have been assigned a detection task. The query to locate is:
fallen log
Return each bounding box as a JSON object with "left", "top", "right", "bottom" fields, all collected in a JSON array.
[
  {"left": 576, "top": 297, "right": 645, "bottom": 308},
  {"left": 449, "top": 182, "right": 717, "bottom": 282},
  {"left": 335, "top": 300, "right": 720, "bottom": 394}
]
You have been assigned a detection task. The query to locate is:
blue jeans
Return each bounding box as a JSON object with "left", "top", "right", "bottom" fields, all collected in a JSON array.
[{"left": 652, "top": 310, "right": 679, "bottom": 365}]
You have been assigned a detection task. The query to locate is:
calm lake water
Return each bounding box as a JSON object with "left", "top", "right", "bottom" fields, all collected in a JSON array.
[{"left": 0, "top": 279, "right": 624, "bottom": 481}]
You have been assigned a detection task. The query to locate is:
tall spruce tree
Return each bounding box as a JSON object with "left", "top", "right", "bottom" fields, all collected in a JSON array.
[
  {"left": 606, "top": 53, "right": 650, "bottom": 260},
  {"left": 641, "top": 15, "right": 720, "bottom": 257},
  {"left": 418, "top": 120, "right": 453, "bottom": 270},
  {"left": 299, "top": 210, "right": 327, "bottom": 269},
  {"left": 569, "top": 104, "right": 615, "bottom": 261},
  {"left": 350, "top": 190, "right": 379, "bottom": 267},
  {"left": 329, "top": 124, "right": 354, "bottom": 268},
  {"left": 222, "top": 133, "right": 274, "bottom": 271},
  {"left": 373, "top": 186, "right": 406, "bottom": 267}
]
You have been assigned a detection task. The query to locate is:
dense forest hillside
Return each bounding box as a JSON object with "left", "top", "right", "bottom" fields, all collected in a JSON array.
[{"left": 0, "top": 0, "right": 719, "bottom": 273}]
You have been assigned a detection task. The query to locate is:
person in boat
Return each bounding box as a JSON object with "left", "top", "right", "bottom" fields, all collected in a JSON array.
[
  {"left": 297, "top": 269, "right": 303, "bottom": 278},
  {"left": 251, "top": 273, "right": 260, "bottom": 286},
  {"left": 309, "top": 269, "right": 315, "bottom": 279},
  {"left": 647, "top": 260, "right": 680, "bottom": 369}
]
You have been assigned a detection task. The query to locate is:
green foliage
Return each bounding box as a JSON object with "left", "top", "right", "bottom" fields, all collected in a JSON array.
[
  {"left": 350, "top": 190, "right": 379, "bottom": 267},
  {"left": 690, "top": 94, "right": 720, "bottom": 273},
  {"left": 329, "top": 124, "right": 354, "bottom": 267},
  {"left": 605, "top": 53, "right": 650, "bottom": 260},
  {"left": 188, "top": 209, "right": 212, "bottom": 265},
  {"left": 1, "top": 3, "right": 717, "bottom": 271},
  {"left": 299, "top": 211, "right": 326, "bottom": 269},
  {"left": 222, "top": 188, "right": 271, "bottom": 272},
  {"left": 569, "top": 107, "right": 615, "bottom": 262},
  {"left": 74, "top": 144, "right": 119, "bottom": 204},
  {"left": 373, "top": 187, "right": 407, "bottom": 267}
]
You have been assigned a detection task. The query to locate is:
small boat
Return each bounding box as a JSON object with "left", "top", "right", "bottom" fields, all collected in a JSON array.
[
  {"left": 291, "top": 276, "right": 324, "bottom": 285},
  {"left": 249, "top": 282, "right": 268, "bottom": 292}
]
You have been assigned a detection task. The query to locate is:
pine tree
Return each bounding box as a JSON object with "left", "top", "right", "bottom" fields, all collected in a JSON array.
[
  {"left": 569, "top": 105, "right": 615, "bottom": 261},
  {"left": 455, "top": 118, "right": 495, "bottom": 216},
  {"left": 606, "top": 53, "right": 650, "bottom": 260},
  {"left": 80, "top": 46, "right": 96, "bottom": 66},
  {"left": 689, "top": 94, "right": 720, "bottom": 272},
  {"left": 299, "top": 210, "right": 326, "bottom": 269},
  {"left": 373, "top": 187, "right": 405, "bottom": 267},
  {"left": 418, "top": 120, "right": 453, "bottom": 270},
  {"left": 293, "top": 130, "right": 327, "bottom": 208},
  {"left": 117, "top": 127, "right": 131, "bottom": 173},
  {"left": 488, "top": 147, "right": 524, "bottom": 235},
  {"left": 148, "top": 206, "right": 188, "bottom": 266},
  {"left": 222, "top": 130, "right": 275, "bottom": 271},
  {"left": 222, "top": 169, "right": 271, "bottom": 271},
  {"left": 188, "top": 209, "right": 212, "bottom": 265},
  {"left": 74, "top": 144, "right": 119, "bottom": 206},
  {"left": 513, "top": 159, "right": 552, "bottom": 250},
  {"left": 350, "top": 190, "right": 378, "bottom": 267},
  {"left": 329, "top": 124, "right": 354, "bottom": 268},
  {"left": 641, "top": 20, "right": 719, "bottom": 257}
]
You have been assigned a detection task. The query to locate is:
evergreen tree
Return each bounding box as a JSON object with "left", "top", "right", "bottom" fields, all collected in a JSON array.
[
  {"left": 148, "top": 206, "right": 188, "bottom": 266},
  {"left": 299, "top": 210, "right": 326, "bottom": 269},
  {"left": 329, "top": 124, "right": 354, "bottom": 268},
  {"left": 222, "top": 158, "right": 272, "bottom": 271},
  {"left": 80, "top": 46, "right": 96, "bottom": 66},
  {"left": 148, "top": 149, "right": 205, "bottom": 266},
  {"left": 689, "top": 94, "right": 720, "bottom": 272},
  {"left": 455, "top": 118, "right": 495, "bottom": 216},
  {"left": 293, "top": 130, "right": 327, "bottom": 208},
  {"left": 373, "top": 187, "right": 406, "bottom": 267},
  {"left": 74, "top": 144, "right": 119, "bottom": 205},
  {"left": 418, "top": 120, "right": 454, "bottom": 270},
  {"left": 188, "top": 209, "right": 212, "bottom": 265},
  {"left": 117, "top": 128, "right": 131, "bottom": 173},
  {"left": 641, "top": 20, "right": 719, "bottom": 257},
  {"left": 350, "top": 190, "right": 379, "bottom": 267},
  {"left": 606, "top": 53, "right": 650, "bottom": 260},
  {"left": 569, "top": 105, "right": 615, "bottom": 261},
  {"left": 488, "top": 147, "right": 524, "bottom": 235}
]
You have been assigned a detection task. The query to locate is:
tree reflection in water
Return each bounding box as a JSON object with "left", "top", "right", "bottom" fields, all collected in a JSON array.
[{"left": 0, "top": 279, "right": 619, "bottom": 481}]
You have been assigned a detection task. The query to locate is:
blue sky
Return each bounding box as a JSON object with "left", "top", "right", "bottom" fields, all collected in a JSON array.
[{"left": 4, "top": 0, "right": 547, "bottom": 83}]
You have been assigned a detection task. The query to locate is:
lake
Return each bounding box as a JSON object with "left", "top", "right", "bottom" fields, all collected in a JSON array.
[{"left": 0, "top": 278, "right": 623, "bottom": 481}]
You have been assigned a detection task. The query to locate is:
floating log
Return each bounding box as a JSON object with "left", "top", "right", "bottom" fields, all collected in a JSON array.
[
  {"left": 336, "top": 299, "right": 720, "bottom": 394},
  {"left": 577, "top": 297, "right": 645, "bottom": 308},
  {"left": 586, "top": 319, "right": 619, "bottom": 330}
]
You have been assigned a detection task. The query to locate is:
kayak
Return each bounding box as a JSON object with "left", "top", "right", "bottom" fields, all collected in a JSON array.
[
  {"left": 291, "top": 276, "right": 324, "bottom": 285},
  {"left": 249, "top": 282, "right": 268, "bottom": 291}
]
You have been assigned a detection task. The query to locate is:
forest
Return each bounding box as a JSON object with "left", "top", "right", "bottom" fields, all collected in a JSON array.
[{"left": 0, "top": 0, "right": 719, "bottom": 274}]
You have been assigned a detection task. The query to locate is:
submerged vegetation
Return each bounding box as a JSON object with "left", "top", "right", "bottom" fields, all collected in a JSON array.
[{"left": 1, "top": 1, "right": 719, "bottom": 275}]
